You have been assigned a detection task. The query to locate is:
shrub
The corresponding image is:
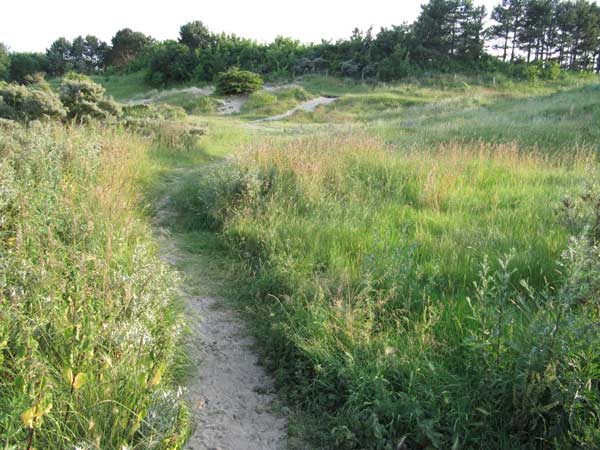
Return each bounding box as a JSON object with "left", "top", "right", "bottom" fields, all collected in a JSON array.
[
  {"left": 0, "top": 117, "right": 19, "bottom": 130},
  {"left": 523, "top": 61, "right": 543, "bottom": 82},
  {"left": 59, "top": 74, "right": 122, "bottom": 122},
  {"left": 544, "top": 61, "right": 562, "bottom": 80},
  {"left": 215, "top": 68, "right": 263, "bottom": 95},
  {"left": 0, "top": 83, "right": 66, "bottom": 122}
]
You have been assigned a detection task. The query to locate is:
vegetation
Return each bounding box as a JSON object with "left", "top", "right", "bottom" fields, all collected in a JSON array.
[
  {"left": 171, "top": 77, "right": 600, "bottom": 449},
  {"left": 2, "top": 2, "right": 600, "bottom": 449},
  {"left": 215, "top": 68, "right": 264, "bottom": 95},
  {"left": 2, "top": 0, "right": 600, "bottom": 87},
  {"left": 0, "top": 123, "right": 188, "bottom": 449},
  {"left": 59, "top": 74, "right": 122, "bottom": 122},
  {"left": 0, "top": 43, "right": 9, "bottom": 81},
  {"left": 0, "top": 79, "right": 66, "bottom": 122},
  {"left": 240, "top": 86, "right": 311, "bottom": 118},
  {"left": 0, "top": 74, "right": 121, "bottom": 124}
]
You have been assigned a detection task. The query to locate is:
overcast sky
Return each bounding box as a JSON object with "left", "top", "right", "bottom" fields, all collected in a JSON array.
[{"left": 3, "top": 0, "right": 501, "bottom": 52}]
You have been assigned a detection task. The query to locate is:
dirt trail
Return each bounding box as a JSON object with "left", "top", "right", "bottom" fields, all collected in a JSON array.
[
  {"left": 123, "top": 83, "right": 336, "bottom": 120},
  {"left": 155, "top": 178, "right": 288, "bottom": 450},
  {"left": 257, "top": 97, "right": 337, "bottom": 122}
]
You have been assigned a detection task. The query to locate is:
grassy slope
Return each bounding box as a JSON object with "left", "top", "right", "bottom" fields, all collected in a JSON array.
[
  {"left": 51, "top": 72, "right": 598, "bottom": 449},
  {"left": 90, "top": 72, "right": 152, "bottom": 101},
  {"left": 164, "top": 74, "right": 600, "bottom": 449}
]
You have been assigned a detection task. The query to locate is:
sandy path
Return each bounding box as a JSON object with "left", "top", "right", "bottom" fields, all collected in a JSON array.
[
  {"left": 155, "top": 177, "right": 288, "bottom": 450},
  {"left": 124, "top": 83, "right": 336, "bottom": 121},
  {"left": 257, "top": 97, "right": 337, "bottom": 122},
  {"left": 217, "top": 96, "right": 248, "bottom": 115}
]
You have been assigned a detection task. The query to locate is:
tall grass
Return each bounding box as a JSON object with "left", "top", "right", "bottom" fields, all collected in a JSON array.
[
  {"left": 175, "top": 131, "right": 598, "bottom": 449},
  {"left": 0, "top": 123, "right": 188, "bottom": 449}
]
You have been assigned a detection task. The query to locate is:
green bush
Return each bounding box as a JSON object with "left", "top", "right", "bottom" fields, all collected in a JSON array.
[
  {"left": 59, "top": 74, "right": 122, "bottom": 122},
  {"left": 0, "top": 117, "right": 19, "bottom": 130},
  {"left": 0, "top": 83, "right": 66, "bottom": 122},
  {"left": 215, "top": 68, "right": 263, "bottom": 95},
  {"left": 544, "top": 61, "right": 562, "bottom": 80}
]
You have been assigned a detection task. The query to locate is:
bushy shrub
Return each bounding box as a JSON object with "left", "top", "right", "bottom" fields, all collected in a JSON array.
[
  {"left": 59, "top": 74, "right": 122, "bottom": 122},
  {"left": 523, "top": 61, "right": 543, "bottom": 82},
  {"left": 215, "top": 68, "right": 263, "bottom": 95},
  {"left": 0, "top": 117, "right": 19, "bottom": 130},
  {"left": 544, "top": 61, "right": 562, "bottom": 80},
  {"left": 0, "top": 82, "right": 66, "bottom": 122}
]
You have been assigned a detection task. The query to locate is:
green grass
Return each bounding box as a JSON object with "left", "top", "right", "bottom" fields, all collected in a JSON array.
[
  {"left": 0, "top": 123, "right": 189, "bottom": 449},
  {"left": 4, "top": 71, "right": 599, "bottom": 450},
  {"left": 153, "top": 93, "right": 220, "bottom": 114},
  {"left": 240, "top": 87, "right": 312, "bottom": 119},
  {"left": 172, "top": 74, "right": 600, "bottom": 449},
  {"left": 47, "top": 72, "right": 150, "bottom": 101},
  {"left": 91, "top": 72, "right": 150, "bottom": 100}
]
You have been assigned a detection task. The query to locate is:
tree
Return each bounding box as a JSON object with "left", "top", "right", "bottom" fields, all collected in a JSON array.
[
  {"left": 147, "top": 41, "right": 195, "bottom": 86},
  {"left": 83, "top": 35, "right": 109, "bottom": 71},
  {"left": 0, "top": 43, "right": 9, "bottom": 81},
  {"left": 46, "top": 37, "right": 72, "bottom": 76},
  {"left": 108, "top": 29, "right": 152, "bottom": 67},
  {"left": 516, "top": 0, "right": 554, "bottom": 63},
  {"left": 412, "top": 0, "right": 485, "bottom": 66},
  {"left": 215, "top": 68, "right": 263, "bottom": 95},
  {"left": 68, "top": 35, "right": 109, "bottom": 73},
  {"left": 8, "top": 53, "right": 48, "bottom": 82},
  {"left": 455, "top": 0, "right": 486, "bottom": 63},
  {"left": 70, "top": 36, "right": 87, "bottom": 73},
  {"left": 489, "top": 1, "right": 515, "bottom": 61},
  {"left": 179, "top": 20, "right": 213, "bottom": 50},
  {"left": 265, "top": 36, "right": 302, "bottom": 73}
]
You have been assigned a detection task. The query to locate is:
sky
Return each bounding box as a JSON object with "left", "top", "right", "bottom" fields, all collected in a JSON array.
[{"left": 2, "top": 0, "right": 500, "bottom": 52}]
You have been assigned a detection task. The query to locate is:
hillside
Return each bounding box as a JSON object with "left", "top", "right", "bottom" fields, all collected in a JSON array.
[{"left": 1, "top": 50, "right": 600, "bottom": 449}]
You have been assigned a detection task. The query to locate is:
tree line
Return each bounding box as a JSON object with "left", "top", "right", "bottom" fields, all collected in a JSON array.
[
  {"left": 1, "top": 0, "right": 599, "bottom": 85},
  {"left": 489, "top": 0, "right": 600, "bottom": 71}
]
